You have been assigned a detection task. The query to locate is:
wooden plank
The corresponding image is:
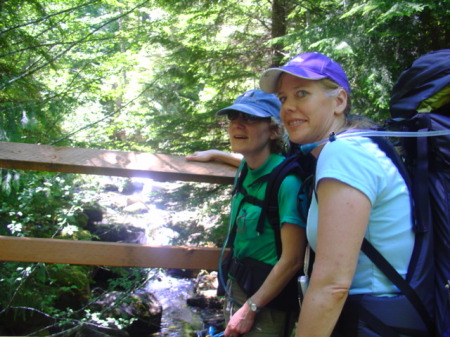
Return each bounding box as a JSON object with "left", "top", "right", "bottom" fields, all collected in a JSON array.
[
  {"left": 0, "top": 141, "right": 236, "bottom": 185},
  {"left": 0, "top": 236, "right": 230, "bottom": 270}
]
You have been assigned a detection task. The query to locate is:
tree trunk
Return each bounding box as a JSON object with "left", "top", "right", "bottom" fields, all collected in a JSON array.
[{"left": 271, "top": 0, "right": 288, "bottom": 67}]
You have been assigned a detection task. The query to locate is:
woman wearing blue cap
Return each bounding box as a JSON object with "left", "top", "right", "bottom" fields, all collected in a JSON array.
[
  {"left": 187, "top": 89, "right": 306, "bottom": 337},
  {"left": 259, "top": 52, "right": 416, "bottom": 336}
]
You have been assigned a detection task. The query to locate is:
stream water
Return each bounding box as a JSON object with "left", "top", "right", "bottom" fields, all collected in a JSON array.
[
  {"left": 146, "top": 270, "right": 203, "bottom": 336},
  {"left": 97, "top": 176, "right": 222, "bottom": 336}
]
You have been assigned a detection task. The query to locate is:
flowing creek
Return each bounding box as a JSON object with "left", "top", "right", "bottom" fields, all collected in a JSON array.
[
  {"left": 96, "top": 176, "right": 223, "bottom": 336},
  {"left": 147, "top": 270, "right": 203, "bottom": 336}
]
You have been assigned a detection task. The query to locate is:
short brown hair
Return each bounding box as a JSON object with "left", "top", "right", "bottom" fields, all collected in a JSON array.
[{"left": 269, "top": 117, "right": 288, "bottom": 154}]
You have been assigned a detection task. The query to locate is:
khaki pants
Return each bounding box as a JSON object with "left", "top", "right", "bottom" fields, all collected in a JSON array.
[{"left": 223, "top": 280, "right": 297, "bottom": 337}]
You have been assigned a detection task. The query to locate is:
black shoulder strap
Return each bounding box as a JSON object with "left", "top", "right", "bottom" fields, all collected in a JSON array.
[
  {"left": 411, "top": 124, "right": 432, "bottom": 233},
  {"left": 233, "top": 154, "right": 315, "bottom": 259},
  {"left": 232, "top": 163, "right": 271, "bottom": 202},
  {"left": 230, "top": 162, "right": 271, "bottom": 242},
  {"left": 258, "top": 153, "right": 315, "bottom": 257},
  {"left": 232, "top": 163, "right": 248, "bottom": 197},
  {"left": 368, "top": 136, "right": 412, "bottom": 192},
  {"left": 228, "top": 163, "right": 249, "bottom": 247}
]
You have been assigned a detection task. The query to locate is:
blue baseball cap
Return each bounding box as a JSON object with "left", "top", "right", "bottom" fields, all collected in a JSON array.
[
  {"left": 216, "top": 89, "right": 281, "bottom": 121},
  {"left": 259, "top": 52, "right": 351, "bottom": 94}
]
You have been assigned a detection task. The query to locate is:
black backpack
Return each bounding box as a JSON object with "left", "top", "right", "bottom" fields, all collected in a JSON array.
[
  {"left": 336, "top": 49, "right": 450, "bottom": 337},
  {"left": 387, "top": 49, "right": 450, "bottom": 337}
]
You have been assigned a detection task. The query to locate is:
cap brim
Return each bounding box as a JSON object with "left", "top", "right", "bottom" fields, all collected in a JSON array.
[
  {"left": 216, "top": 103, "right": 272, "bottom": 118},
  {"left": 259, "top": 66, "right": 326, "bottom": 93}
]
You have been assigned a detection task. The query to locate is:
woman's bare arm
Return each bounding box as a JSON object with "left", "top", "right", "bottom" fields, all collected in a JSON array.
[
  {"left": 295, "top": 178, "right": 371, "bottom": 337},
  {"left": 186, "top": 149, "right": 243, "bottom": 167}
]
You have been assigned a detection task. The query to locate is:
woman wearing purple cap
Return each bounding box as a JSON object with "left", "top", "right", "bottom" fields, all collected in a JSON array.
[
  {"left": 188, "top": 89, "right": 307, "bottom": 336},
  {"left": 260, "top": 52, "right": 417, "bottom": 336}
]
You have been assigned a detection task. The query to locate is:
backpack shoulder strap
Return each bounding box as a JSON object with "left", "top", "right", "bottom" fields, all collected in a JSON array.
[
  {"left": 233, "top": 163, "right": 271, "bottom": 208},
  {"left": 368, "top": 136, "right": 412, "bottom": 192},
  {"left": 257, "top": 153, "right": 315, "bottom": 257},
  {"left": 232, "top": 163, "right": 248, "bottom": 197},
  {"left": 231, "top": 161, "right": 271, "bottom": 237},
  {"left": 234, "top": 153, "right": 315, "bottom": 258}
]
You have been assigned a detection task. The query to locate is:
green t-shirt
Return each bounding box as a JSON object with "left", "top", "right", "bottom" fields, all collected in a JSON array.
[{"left": 231, "top": 153, "right": 304, "bottom": 266}]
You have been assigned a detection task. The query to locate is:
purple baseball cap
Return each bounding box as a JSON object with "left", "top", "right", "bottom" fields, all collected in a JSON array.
[
  {"left": 216, "top": 89, "right": 281, "bottom": 121},
  {"left": 259, "top": 52, "right": 351, "bottom": 94}
]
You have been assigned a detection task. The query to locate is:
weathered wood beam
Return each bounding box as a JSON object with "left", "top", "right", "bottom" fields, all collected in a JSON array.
[
  {"left": 0, "top": 236, "right": 229, "bottom": 270},
  {"left": 0, "top": 141, "right": 236, "bottom": 185}
]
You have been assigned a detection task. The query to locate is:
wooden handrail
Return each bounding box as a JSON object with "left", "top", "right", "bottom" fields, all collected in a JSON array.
[
  {"left": 0, "top": 236, "right": 229, "bottom": 270},
  {"left": 0, "top": 141, "right": 236, "bottom": 185},
  {"left": 0, "top": 142, "right": 237, "bottom": 269}
]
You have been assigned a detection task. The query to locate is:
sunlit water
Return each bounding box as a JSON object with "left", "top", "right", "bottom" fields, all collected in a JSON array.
[
  {"left": 97, "top": 177, "right": 212, "bottom": 336},
  {"left": 147, "top": 270, "right": 204, "bottom": 336}
]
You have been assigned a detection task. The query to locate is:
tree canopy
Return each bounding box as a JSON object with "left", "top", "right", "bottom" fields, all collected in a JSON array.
[{"left": 2, "top": 0, "right": 448, "bottom": 154}]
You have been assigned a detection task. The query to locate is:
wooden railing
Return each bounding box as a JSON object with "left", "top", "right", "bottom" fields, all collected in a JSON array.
[{"left": 0, "top": 141, "right": 236, "bottom": 270}]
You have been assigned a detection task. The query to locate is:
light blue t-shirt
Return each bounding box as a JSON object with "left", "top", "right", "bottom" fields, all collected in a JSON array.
[{"left": 307, "top": 136, "right": 415, "bottom": 295}]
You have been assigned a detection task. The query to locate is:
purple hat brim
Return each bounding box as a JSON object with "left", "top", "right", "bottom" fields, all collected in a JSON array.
[{"left": 260, "top": 66, "right": 326, "bottom": 93}]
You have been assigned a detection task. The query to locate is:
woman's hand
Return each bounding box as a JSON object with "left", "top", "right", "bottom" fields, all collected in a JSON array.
[
  {"left": 225, "top": 224, "right": 305, "bottom": 336},
  {"left": 224, "top": 301, "right": 256, "bottom": 337}
]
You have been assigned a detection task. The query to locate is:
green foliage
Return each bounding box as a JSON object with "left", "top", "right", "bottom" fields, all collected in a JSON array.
[
  {"left": 148, "top": 182, "right": 231, "bottom": 247},
  {"left": 0, "top": 262, "right": 92, "bottom": 313},
  {"left": 1, "top": 0, "right": 450, "bottom": 334},
  {"left": 102, "top": 267, "right": 149, "bottom": 291},
  {"left": 2, "top": 0, "right": 449, "bottom": 149},
  {"left": 276, "top": 0, "right": 450, "bottom": 120},
  {"left": 0, "top": 262, "right": 151, "bottom": 334},
  {"left": 0, "top": 171, "right": 98, "bottom": 239}
]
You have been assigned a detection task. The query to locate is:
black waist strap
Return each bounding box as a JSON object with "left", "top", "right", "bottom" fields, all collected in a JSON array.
[{"left": 228, "top": 256, "right": 272, "bottom": 283}]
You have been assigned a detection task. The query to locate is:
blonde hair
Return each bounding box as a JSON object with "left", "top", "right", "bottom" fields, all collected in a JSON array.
[
  {"left": 320, "top": 78, "right": 375, "bottom": 130},
  {"left": 320, "top": 78, "right": 352, "bottom": 116}
]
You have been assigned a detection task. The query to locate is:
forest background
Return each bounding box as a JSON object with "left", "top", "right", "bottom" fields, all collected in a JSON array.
[{"left": 0, "top": 0, "right": 449, "bottom": 335}]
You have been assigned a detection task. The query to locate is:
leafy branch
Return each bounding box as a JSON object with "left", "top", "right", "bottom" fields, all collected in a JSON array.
[{"left": 1, "top": 0, "right": 151, "bottom": 90}]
